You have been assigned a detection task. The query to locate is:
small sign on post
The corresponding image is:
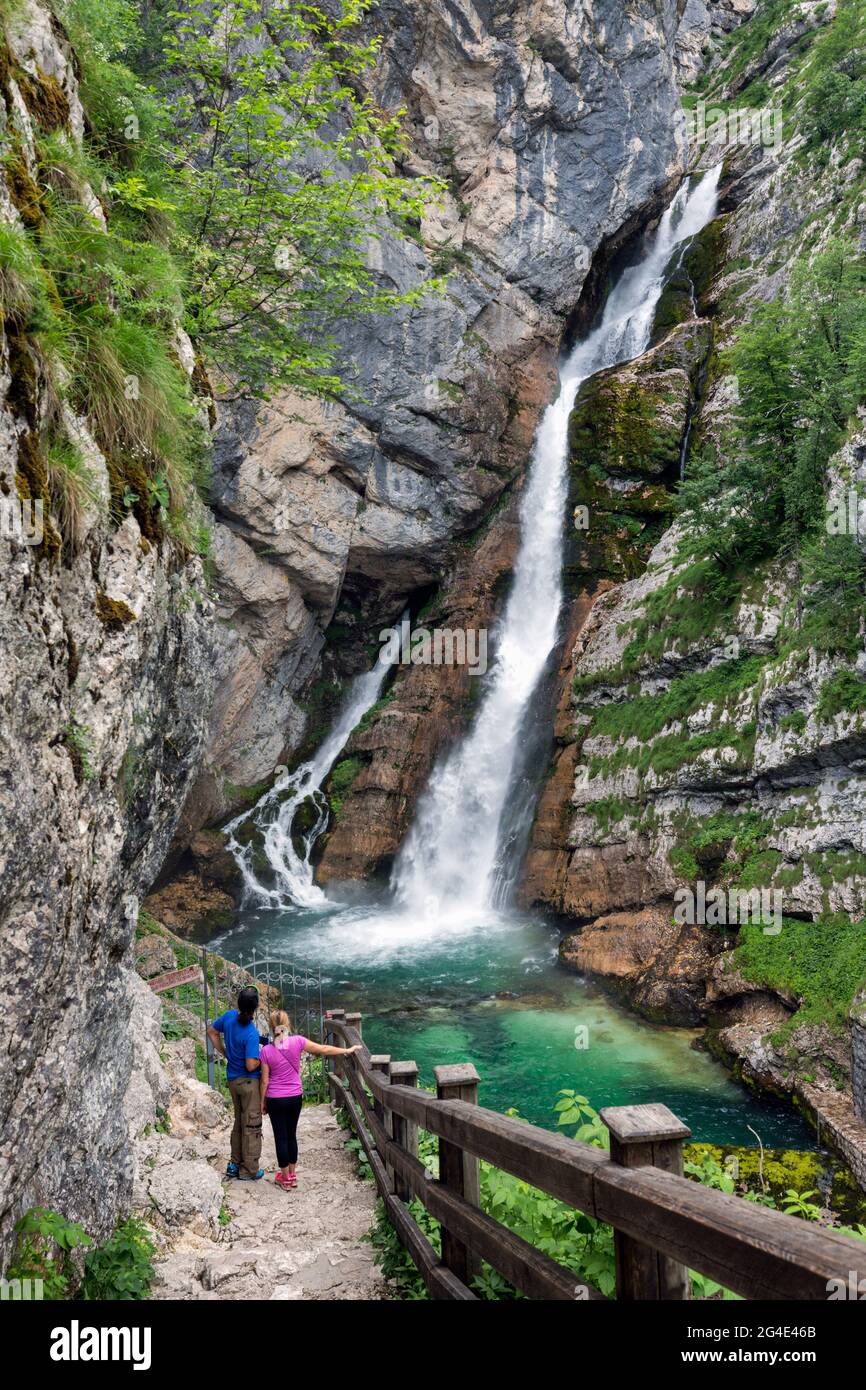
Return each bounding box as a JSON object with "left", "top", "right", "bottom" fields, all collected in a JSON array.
[{"left": 147, "top": 964, "right": 202, "bottom": 994}]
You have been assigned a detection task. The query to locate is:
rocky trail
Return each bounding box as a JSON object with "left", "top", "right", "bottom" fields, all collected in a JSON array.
[{"left": 130, "top": 980, "right": 385, "bottom": 1301}]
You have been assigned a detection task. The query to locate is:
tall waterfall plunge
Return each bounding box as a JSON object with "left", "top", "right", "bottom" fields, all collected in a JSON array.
[
  {"left": 392, "top": 165, "right": 722, "bottom": 923},
  {"left": 228, "top": 166, "right": 721, "bottom": 921}
]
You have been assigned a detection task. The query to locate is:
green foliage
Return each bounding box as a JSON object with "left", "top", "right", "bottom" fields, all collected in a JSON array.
[
  {"left": 798, "top": 532, "right": 866, "bottom": 658},
  {"left": 780, "top": 1189, "right": 822, "bottom": 1221},
  {"left": 7, "top": 1207, "right": 90, "bottom": 1299},
  {"left": 8, "top": 1208, "right": 155, "bottom": 1300},
  {"left": 800, "top": 0, "right": 866, "bottom": 153},
  {"left": 45, "top": 433, "right": 100, "bottom": 552},
  {"left": 327, "top": 755, "right": 364, "bottom": 816},
  {"left": 678, "top": 240, "right": 866, "bottom": 567},
  {"left": 0, "top": 0, "right": 209, "bottom": 551},
  {"left": 3, "top": 0, "right": 445, "bottom": 557},
  {"left": 734, "top": 912, "right": 866, "bottom": 1031},
  {"left": 817, "top": 669, "right": 866, "bottom": 721},
  {"left": 152, "top": 0, "right": 445, "bottom": 399},
  {"left": 669, "top": 809, "right": 773, "bottom": 884},
  {"left": 79, "top": 1217, "right": 155, "bottom": 1300},
  {"left": 585, "top": 656, "right": 765, "bottom": 746}
]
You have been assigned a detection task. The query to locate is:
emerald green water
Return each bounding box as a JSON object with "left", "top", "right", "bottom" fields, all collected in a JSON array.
[{"left": 204, "top": 899, "right": 815, "bottom": 1148}]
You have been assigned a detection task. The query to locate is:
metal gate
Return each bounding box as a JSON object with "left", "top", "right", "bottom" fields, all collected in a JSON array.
[{"left": 201, "top": 948, "right": 328, "bottom": 1102}]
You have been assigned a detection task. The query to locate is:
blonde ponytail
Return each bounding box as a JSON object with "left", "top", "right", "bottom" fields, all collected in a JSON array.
[{"left": 269, "top": 1009, "right": 291, "bottom": 1042}]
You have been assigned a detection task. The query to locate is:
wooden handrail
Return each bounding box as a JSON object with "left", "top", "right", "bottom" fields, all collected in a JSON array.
[{"left": 325, "top": 1015, "right": 866, "bottom": 1301}]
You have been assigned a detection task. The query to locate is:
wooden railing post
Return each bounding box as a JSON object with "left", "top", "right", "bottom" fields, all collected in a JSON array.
[
  {"left": 346, "top": 1011, "right": 362, "bottom": 1039},
  {"left": 434, "top": 1063, "right": 481, "bottom": 1284},
  {"left": 600, "top": 1103, "right": 692, "bottom": 1301},
  {"left": 390, "top": 1060, "right": 419, "bottom": 1202},
  {"left": 369, "top": 1055, "right": 394, "bottom": 1193},
  {"left": 326, "top": 1009, "right": 345, "bottom": 1095}
]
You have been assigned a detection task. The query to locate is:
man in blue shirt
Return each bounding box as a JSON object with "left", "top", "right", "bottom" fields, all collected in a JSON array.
[{"left": 208, "top": 987, "right": 264, "bottom": 1180}]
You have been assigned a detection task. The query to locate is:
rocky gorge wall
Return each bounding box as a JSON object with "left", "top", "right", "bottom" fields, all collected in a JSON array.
[
  {"left": 0, "top": 1, "right": 215, "bottom": 1260},
  {"left": 517, "top": 0, "right": 866, "bottom": 1178}
]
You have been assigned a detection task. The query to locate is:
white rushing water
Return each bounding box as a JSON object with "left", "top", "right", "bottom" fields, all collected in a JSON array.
[
  {"left": 228, "top": 167, "right": 720, "bottom": 920},
  {"left": 392, "top": 165, "right": 722, "bottom": 923},
  {"left": 224, "top": 655, "right": 391, "bottom": 907}
]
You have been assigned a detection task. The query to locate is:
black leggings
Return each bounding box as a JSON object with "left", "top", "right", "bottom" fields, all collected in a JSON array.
[{"left": 266, "top": 1095, "right": 303, "bottom": 1167}]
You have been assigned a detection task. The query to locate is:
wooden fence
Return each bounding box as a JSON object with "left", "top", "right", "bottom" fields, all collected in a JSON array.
[{"left": 324, "top": 1011, "right": 866, "bottom": 1302}]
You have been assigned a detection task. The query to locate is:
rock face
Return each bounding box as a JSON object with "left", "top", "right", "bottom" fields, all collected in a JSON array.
[
  {"left": 521, "top": 1, "right": 866, "bottom": 1159},
  {"left": 0, "top": 2, "right": 215, "bottom": 1261},
  {"left": 183, "top": 0, "right": 691, "bottom": 840}
]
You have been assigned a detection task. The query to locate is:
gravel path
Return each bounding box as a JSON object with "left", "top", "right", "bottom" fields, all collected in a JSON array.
[{"left": 149, "top": 1044, "right": 386, "bottom": 1301}]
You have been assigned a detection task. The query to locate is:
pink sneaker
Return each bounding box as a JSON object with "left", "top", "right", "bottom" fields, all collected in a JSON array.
[
  {"left": 275, "top": 1172, "right": 292, "bottom": 1191},
  {"left": 286, "top": 1172, "right": 298, "bottom": 1189}
]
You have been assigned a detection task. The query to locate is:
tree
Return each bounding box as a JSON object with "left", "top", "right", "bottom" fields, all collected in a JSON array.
[
  {"left": 157, "top": 0, "right": 445, "bottom": 399},
  {"left": 678, "top": 238, "right": 866, "bottom": 567}
]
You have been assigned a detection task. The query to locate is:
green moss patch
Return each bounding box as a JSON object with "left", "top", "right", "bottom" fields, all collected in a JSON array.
[
  {"left": 569, "top": 372, "right": 686, "bottom": 480},
  {"left": 734, "top": 913, "right": 866, "bottom": 1033},
  {"left": 327, "top": 755, "right": 364, "bottom": 819},
  {"left": 95, "top": 590, "right": 136, "bottom": 629}
]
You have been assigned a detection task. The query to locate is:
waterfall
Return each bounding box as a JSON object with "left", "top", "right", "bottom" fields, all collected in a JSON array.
[
  {"left": 225, "top": 654, "right": 391, "bottom": 907},
  {"left": 392, "top": 166, "right": 722, "bottom": 924}
]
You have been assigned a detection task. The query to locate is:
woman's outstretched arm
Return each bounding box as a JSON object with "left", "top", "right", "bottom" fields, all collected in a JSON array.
[{"left": 305, "top": 1041, "right": 363, "bottom": 1057}]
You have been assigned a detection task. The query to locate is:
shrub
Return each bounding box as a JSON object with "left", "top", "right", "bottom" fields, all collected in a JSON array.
[
  {"left": 79, "top": 1216, "right": 155, "bottom": 1300},
  {"left": 6, "top": 1207, "right": 90, "bottom": 1300}
]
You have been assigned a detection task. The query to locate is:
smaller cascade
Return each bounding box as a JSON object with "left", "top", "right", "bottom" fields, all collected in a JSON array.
[{"left": 225, "top": 652, "right": 392, "bottom": 907}]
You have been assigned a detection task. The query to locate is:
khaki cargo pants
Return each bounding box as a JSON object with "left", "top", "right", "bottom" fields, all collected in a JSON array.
[{"left": 228, "top": 1076, "right": 262, "bottom": 1177}]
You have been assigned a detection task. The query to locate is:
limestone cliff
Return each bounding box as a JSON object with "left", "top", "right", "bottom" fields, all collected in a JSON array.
[{"left": 0, "top": 0, "right": 215, "bottom": 1260}]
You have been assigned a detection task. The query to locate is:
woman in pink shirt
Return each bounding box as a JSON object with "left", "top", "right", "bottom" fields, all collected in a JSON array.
[{"left": 260, "top": 1010, "right": 360, "bottom": 1190}]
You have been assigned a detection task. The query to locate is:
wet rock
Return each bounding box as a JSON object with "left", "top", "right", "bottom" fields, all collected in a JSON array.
[{"left": 559, "top": 909, "right": 715, "bottom": 1026}]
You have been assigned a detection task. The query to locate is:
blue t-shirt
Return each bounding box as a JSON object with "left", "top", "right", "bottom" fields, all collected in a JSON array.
[{"left": 212, "top": 1009, "right": 260, "bottom": 1081}]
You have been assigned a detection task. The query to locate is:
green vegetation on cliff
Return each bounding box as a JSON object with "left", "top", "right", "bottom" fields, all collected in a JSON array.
[
  {"left": 677, "top": 239, "right": 866, "bottom": 571},
  {"left": 733, "top": 913, "right": 866, "bottom": 1034},
  {"left": 1, "top": 0, "right": 443, "bottom": 551}
]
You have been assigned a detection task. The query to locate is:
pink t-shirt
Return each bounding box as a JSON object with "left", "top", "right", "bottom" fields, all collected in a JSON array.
[{"left": 261, "top": 1036, "right": 308, "bottom": 1098}]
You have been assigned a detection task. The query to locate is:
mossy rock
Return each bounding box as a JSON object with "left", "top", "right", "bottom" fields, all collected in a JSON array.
[
  {"left": 105, "top": 454, "right": 164, "bottom": 542},
  {"left": 569, "top": 371, "right": 686, "bottom": 480},
  {"left": 96, "top": 590, "right": 136, "bottom": 630},
  {"left": 565, "top": 511, "right": 664, "bottom": 586},
  {"left": 652, "top": 264, "right": 694, "bottom": 338},
  {"left": 14, "top": 429, "right": 61, "bottom": 557},
  {"left": 685, "top": 1143, "right": 866, "bottom": 1226},
  {"left": 680, "top": 215, "right": 730, "bottom": 315},
  {"left": 6, "top": 143, "right": 43, "bottom": 229},
  {"left": 16, "top": 67, "right": 71, "bottom": 133},
  {"left": 326, "top": 755, "right": 365, "bottom": 820}
]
